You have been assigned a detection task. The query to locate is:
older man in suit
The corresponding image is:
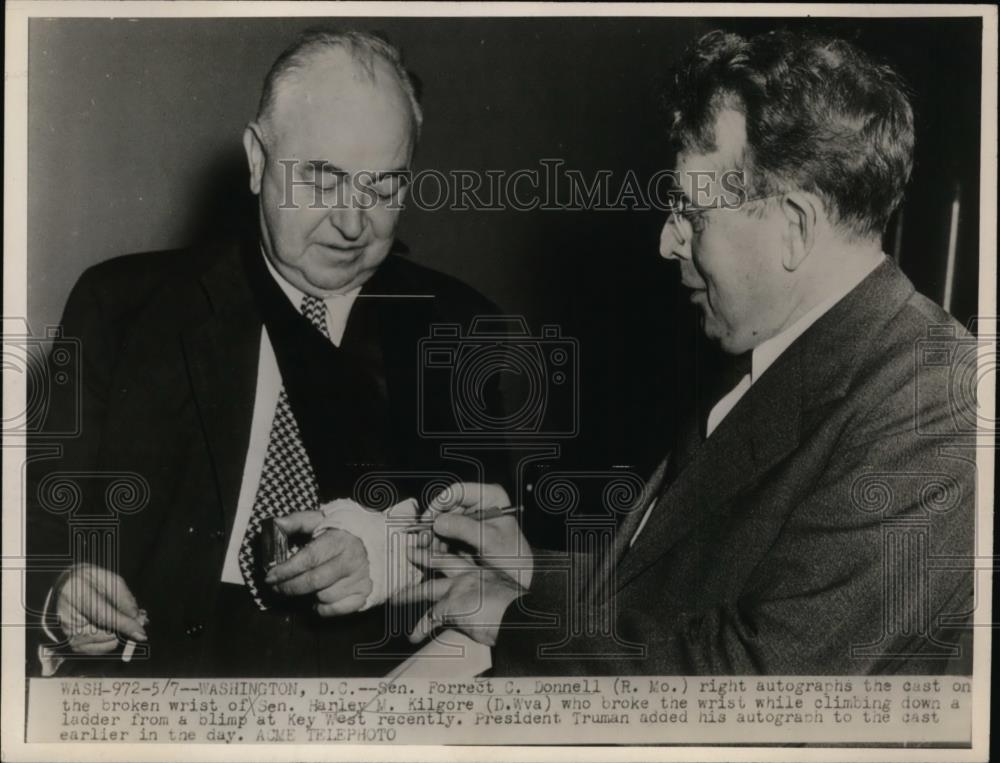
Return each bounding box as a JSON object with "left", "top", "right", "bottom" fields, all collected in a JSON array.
[
  {"left": 400, "top": 30, "right": 977, "bottom": 675},
  {"left": 27, "top": 29, "right": 505, "bottom": 676}
]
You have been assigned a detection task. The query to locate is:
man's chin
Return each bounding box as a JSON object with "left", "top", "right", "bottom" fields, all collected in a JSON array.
[
  {"left": 716, "top": 333, "right": 754, "bottom": 356},
  {"left": 699, "top": 314, "right": 721, "bottom": 342},
  {"left": 302, "top": 268, "right": 370, "bottom": 295},
  {"left": 700, "top": 318, "right": 745, "bottom": 355},
  {"left": 297, "top": 260, "right": 359, "bottom": 292},
  {"left": 301, "top": 248, "right": 389, "bottom": 293}
]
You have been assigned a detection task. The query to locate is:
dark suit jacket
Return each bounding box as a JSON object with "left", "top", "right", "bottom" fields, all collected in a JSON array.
[
  {"left": 492, "top": 258, "right": 976, "bottom": 675},
  {"left": 27, "top": 231, "right": 506, "bottom": 677}
]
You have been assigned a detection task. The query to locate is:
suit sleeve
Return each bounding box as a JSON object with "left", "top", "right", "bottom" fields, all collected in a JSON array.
[
  {"left": 491, "top": 367, "right": 976, "bottom": 676},
  {"left": 25, "top": 268, "right": 120, "bottom": 672}
]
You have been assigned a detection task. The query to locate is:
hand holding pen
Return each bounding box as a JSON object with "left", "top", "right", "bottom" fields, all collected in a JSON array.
[{"left": 402, "top": 482, "right": 533, "bottom": 588}]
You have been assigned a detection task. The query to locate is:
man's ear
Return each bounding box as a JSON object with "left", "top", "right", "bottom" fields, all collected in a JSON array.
[
  {"left": 779, "top": 191, "right": 819, "bottom": 271},
  {"left": 243, "top": 123, "right": 266, "bottom": 196}
]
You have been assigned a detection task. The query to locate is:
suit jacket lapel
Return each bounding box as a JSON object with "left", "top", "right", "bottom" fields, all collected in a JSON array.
[
  {"left": 613, "top": 258, "right": 914, "bottom": 592},
  {"left": 615, "top": 343, "right": 804, "bottom": 590},
  {"left": 584, "top": 452, "right": 672, "bottom": 602},
  {"left": 181, "top": 239, "right": 262, "bottom": 529}
]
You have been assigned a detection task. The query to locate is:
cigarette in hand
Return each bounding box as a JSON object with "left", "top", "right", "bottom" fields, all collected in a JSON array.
[{"left": 122, "top": 609, "right": 149, "bottom": 663}]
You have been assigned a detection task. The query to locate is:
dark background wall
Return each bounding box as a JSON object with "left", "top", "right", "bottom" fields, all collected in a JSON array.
[{"left": 27, "top": 16, "right": 983, "bottom": 481}]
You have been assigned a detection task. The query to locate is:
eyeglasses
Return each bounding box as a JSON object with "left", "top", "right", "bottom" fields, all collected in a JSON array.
[{"left": 664, "top": 192, "right": 784, "bottom": 246}]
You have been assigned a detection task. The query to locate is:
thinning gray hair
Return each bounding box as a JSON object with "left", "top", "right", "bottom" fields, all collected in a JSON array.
[{"left": 256, "top": 28, "right": 423, "bottom": 145}]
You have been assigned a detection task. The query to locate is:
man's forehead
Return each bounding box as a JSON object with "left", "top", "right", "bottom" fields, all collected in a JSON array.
[
  {"left": 276, "top": 69, "right": 405, "bottom": 127},
  {"left": 268, "top": 56, "right": 413, "bottom": 168}
]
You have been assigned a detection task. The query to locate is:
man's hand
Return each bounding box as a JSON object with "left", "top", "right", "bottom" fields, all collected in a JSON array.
[
  {"left": 395, "top": 480, "right": 535, "bottom": 646},
  {"left": 266, "top": 511, "right": 372, "bottom": 616},
  {"left": 54, "top": 564, "right": 147, "bottom": 654},
  {"left": 393, "top": 566, "right": 524, "bottom": 647},
  {"left": 424, "top": 481, "right": 511, "bottom": 520},
  {"left": 417, "top": 482, "right": 533, "bottom": 586}
]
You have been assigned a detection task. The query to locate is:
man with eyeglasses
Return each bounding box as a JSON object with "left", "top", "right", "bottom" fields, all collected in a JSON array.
[
  {"left": 27, "top": 29, "right": 506, "bottom": 676},
  {"left": 400, "top": 29, "right": 976, "bottom": 676}
]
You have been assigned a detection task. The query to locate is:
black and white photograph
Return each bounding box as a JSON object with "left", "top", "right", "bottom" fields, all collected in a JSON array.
[{"left": 2, "top": 1, "right": 995, "bottom": 758}]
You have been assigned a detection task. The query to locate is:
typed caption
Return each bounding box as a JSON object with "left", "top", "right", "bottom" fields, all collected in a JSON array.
[{"left": 28, "top": 675, "right": 971, "bottom": 746}]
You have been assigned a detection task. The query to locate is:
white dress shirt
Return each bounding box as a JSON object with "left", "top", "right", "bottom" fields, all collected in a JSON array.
[
  {"left": 629, "top": 256, "right": 885, "bottom": 546},
  {"left": 219, "top": 255, "right": 360, "bottom": 584}
]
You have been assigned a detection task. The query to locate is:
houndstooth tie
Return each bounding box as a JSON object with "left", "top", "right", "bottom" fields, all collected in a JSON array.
[{"left": 238, "top": 294, "right": 329, "bottom": 609}]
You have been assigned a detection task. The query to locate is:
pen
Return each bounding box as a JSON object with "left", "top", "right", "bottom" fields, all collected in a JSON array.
[{"left": 400, "top": 505, "right": 521, "bottom": 533}]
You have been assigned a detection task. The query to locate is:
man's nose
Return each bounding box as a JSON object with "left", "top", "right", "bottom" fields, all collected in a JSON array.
[
  {"left": 659, "top": 219, "right": 690, "bottom": 261},
  {"left": 330, "top": 204, "right": 365, "bottom": 241}
]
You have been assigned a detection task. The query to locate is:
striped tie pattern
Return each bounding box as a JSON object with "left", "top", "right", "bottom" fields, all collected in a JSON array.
[{"left": 238, "top": 294, "right": 329, "bottom": 609}]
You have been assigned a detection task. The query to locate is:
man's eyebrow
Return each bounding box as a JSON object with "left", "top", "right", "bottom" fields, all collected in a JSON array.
[
  {"left": 300, "top": 160, "right": 348, "bottom": 175},
  {"left": 370, "top": 168, "right": 412, "bottom": 182},
  {"left": 297, "top": 163, "right": 410, "bottom": 182}
]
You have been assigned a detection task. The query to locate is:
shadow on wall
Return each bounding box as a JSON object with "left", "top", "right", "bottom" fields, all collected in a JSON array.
[{"left": 181, "top": 146, "right": 256, "bottom": 247}]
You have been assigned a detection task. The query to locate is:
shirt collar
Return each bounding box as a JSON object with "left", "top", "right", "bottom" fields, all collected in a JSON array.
[
  {"left": 750, "top": 254, "right": 885, "bottom": 384},
  {"left": 262, "top": 247, "right": 306, "bottom": 308}
]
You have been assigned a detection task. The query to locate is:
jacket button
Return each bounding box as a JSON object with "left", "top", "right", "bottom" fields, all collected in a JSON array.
[
  {"left": 185, "top": 623, "right": 205, "bottom": 638},
  {"left": 210, "top": 530, "right": 226, "bottom": 541}
]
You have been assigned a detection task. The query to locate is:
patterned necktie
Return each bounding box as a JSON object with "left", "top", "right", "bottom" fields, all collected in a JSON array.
[{"left": 238, "top": 294, "right": 329, "bottom": 609}]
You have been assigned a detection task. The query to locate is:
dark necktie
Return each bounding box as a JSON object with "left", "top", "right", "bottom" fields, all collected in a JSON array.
[
  {"left": 238, "top": 294, "right": 329, "bottom": 609},
  {"left": 616, "top": 350, "right": 752, "bottom": 558},
  {"left": 700, "top": 350, "right": 752, "bottom": 439}
]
